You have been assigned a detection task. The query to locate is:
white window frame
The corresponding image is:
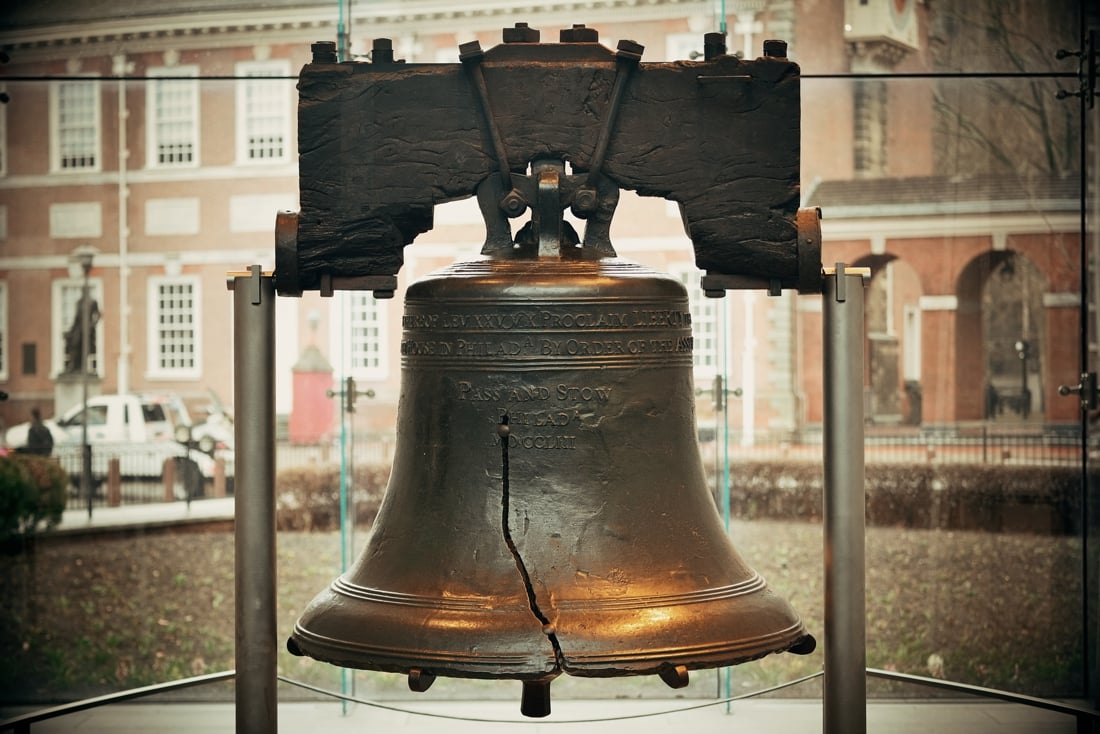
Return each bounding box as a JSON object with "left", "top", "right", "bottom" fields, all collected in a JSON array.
[
  {"left": 235, "top": 60, "right": 291, "bottom": 165},
  {"left": 333, "top": 291, "right": 389, "bottom": 382},
  {"left": 146, "top": 275, "right": 202, "bottom": 380},
  {"left": 673, "top": 266, "right": 725, "bottom": 379},
  {"left": 51, "top": 277, "right": 105, "bottom": 378},
  {"left": 50, "top": 76, "right": 101, "bottom": 173},
  {"left": 146, "top": 66, "right": 199, "bottom": 169},
  {"left": 0, "top": 281, "right": 8, "bottom": 382}
]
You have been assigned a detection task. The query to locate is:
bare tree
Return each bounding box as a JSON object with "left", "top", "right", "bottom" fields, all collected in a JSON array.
[{"left": 928, "top": 0, "right": 1079, "bottom": 179}]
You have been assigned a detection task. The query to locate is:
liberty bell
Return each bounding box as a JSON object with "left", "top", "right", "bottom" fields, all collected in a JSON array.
[{"left": 284, "top": 28, "right": 818, "bottom": 718}]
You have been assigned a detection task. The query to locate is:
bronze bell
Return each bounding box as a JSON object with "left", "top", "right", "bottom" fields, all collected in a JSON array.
[{"left": 288, "top": 160, "right": 815, "bottom": 717}]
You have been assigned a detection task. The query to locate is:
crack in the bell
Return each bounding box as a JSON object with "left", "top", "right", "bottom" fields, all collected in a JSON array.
[{"left": 498, "top": 414, "right": 565, "bottom": 671}]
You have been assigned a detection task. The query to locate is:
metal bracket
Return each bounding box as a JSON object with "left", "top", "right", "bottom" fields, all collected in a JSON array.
[
  {"left": 535, "top": 162, "right": 564, "bottom": 256},
  {"left": 464, "top": 35, "right": 640, "bottom": 259},
  {"left": 582, "top": 39, "right": 643, "bottom": 191},
  {"left": 1058, "top": 372, "right": 1098, "bottom": 411},
  {"left": 1056, "top": 29, "right": 1097, "bottom": 108},
  {"left": 821, "top": 263, "right": 871, "bottom": 303},
  {"left": 226, "top": 267, "right": 274, "bottom": 299},
  {"left": 317, "top": 273, "right": 397, "bottom": 299},
  {"left": 326, "top": 375, "right": 376, "bottom": 414},
  {"left": 699, "top": 207, "right": 824, "bottom": 297}
]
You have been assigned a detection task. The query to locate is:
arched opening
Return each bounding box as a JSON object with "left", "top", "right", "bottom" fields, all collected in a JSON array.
[{"left": 955, "top": 251, "right": 1047, "bottom": 423}]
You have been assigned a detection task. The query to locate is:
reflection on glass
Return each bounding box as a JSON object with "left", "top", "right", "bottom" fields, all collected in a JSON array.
[{"left": 0, "top": 0, "right": 1091, "bottom": 717}]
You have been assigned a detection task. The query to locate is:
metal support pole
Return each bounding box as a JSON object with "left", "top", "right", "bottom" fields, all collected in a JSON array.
[
  {"left": 822, "top": 263, "right": 868, "bottom": 734},
  {"left": 81, "top": 273, "right": 92, "bottom": 519},
  {"left": 231, "top": 266, "right": 277, "bottom": 734}
]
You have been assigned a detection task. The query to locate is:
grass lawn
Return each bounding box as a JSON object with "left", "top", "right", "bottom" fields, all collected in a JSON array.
[{"left": 0, "top": 519, "right": 1083, "bottom": 708}]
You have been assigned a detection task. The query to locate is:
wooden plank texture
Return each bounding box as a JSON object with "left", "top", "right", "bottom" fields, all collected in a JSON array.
[{"left": 288, "top": 41, "right": 803, "bottom": 292}]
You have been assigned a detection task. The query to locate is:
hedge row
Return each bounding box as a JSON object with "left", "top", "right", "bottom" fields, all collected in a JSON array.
[
  {"left": 275, "top": 464, "right": 389, "bottom": 532},
  {"left": 0, "top": 453, "right": 68, "bottom": 543},
  {"left": 726, "top": 461, "right": 1084, "bottom": 535},
  {"left": 275, "top": 461, "right": 1085, "bottom": 536}
]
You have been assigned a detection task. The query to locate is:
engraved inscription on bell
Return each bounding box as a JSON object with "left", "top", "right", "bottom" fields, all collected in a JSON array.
[{"left": 400, "top": 305, "right": 694, "bottom": 360}]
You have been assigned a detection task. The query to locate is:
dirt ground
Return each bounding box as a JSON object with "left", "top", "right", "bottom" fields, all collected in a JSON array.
[{"left": 0, "top": 519, "right": 1083, "bottom": 708}]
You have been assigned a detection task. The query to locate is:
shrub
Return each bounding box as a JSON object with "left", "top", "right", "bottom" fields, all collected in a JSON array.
[
  {"left": 725, "top": 460, "right": 1085, "bottom": 535},
  {"left": 275, "top": 464, "right": 390, "bottom": 531},
  {"left": 0, "top": 454, "right": 68, "bottom": 543}
]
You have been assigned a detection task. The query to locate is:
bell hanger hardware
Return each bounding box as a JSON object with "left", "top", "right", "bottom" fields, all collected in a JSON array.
[
  {"left": 275, "top": 23, "right": 823, "bottom": 299},
  {"left": 279, "top": 24, "right": 820, "bottom": 718}
]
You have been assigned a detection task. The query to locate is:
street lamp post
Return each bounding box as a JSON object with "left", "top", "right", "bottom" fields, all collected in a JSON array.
[
  {"left": 72, "top": 246, "right": 96, "bottom": 518},
  {"left": 1014, "top": 339, "right": 1031, "bottom": 419}
]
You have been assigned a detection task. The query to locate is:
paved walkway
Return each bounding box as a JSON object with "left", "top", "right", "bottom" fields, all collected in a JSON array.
[{"left": 48, "top": 496, "right": 235, "bottom": 536}]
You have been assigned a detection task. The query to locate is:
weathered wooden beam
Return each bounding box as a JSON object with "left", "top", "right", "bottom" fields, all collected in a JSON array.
[{"left": 276, "top": 30, "right": 820, "bottom": 295}]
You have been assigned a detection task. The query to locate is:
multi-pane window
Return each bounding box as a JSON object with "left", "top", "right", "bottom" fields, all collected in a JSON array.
[
  {"left": 148, "top": 276, "right": 201, "bottom": 378},
  {"left": 348, "top": 292, "right": 388, "bottom": 379},
  {"left": 52, "top": 279, "right": 103, "bottom": 377},
  {"left": 236, "top": 61, "right": 290, "bottom": 163},
  {"left": 52, "top": 79, "right": 100, "bottom": 171},
  {"left": 676, "top": 268, "right": 722, "bottom": 375},
  {"left": 147, "top": 67, "right": 198, "bottom": 167}
]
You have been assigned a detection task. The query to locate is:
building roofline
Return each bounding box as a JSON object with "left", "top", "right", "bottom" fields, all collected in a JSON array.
[
  {"left": 805, "top": 173, "right": 1080, "bottom": 220},
  {"left": 0, "top": 0, "right": 715, "bottom": 58}
]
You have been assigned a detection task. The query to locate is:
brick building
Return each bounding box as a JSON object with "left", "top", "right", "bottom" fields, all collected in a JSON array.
[{"left": 0, "top": 0, "right": 1084, "bottom": 444}]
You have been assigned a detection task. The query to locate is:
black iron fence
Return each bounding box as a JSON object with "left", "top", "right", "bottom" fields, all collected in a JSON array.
[
  {"left": 275, "top": 432, "right": 396, "bottom": 472},
  {"left": 699, "top": 424, "right": 1082, "bottom": 468},
  {"left": 30, "top": 426, "right": 1083, "bottom": 511},
  {"left": 47, "top": 443, "right": 231, "bottom": 509}
]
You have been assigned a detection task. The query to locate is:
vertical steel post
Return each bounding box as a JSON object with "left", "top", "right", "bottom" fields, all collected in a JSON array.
[
  {"left": 231, "top": 266, "right": 277, "bottom": 734},
  {"left": 823, "top": 264, "right": 867, "bottom": 734},
  {"left": 81, "top": 269, "right": 92, "bottom": 519}
]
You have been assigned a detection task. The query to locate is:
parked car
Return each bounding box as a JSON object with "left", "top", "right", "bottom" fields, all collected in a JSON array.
[
  {"left": 4, "top": 393, "right": 228, "bottom": 497},
  {"left": 175, "top": 390, "right": 235, "bottom": 492},
  {"left": 188, "top": 389, "right": 234, "bottom": 455}
]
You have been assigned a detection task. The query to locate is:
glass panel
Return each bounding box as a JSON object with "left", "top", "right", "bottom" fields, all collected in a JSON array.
[
  {"left": 0, "top": 0, "right": 1091, "bottom": 722},
  {"left": 803, "top": 72, "right": 1085, "bottom": 698}
]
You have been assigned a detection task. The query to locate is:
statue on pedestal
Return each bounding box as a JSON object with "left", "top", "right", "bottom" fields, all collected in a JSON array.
[{"left": 62, "top": 293, "right": 100, "bottom": 375}]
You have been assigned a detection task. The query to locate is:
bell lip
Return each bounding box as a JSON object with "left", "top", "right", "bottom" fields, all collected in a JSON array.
[
  {"left": 287, "top": 624, "right": 560, "bottom": 681},
  {"left": 292, "top": 573, "right": 813, "bottom": 681},
  {"left": 287, "top": 621, "right": 814, "bottom": 682},
  {"left": 289, "top": 598, "right": 813, "bottom": 681},
  {"left": 552, "top": 619, "right": 813, "bottom": 676}
]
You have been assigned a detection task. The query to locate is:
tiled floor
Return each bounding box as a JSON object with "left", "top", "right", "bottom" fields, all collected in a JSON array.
[{"left": 1, "top": 698, "right": 1088, "bottom": 733}]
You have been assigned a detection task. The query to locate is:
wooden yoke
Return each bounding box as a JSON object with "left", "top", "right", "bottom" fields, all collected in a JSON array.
[{"left": 274, "top": 25, "right": 821, "bottom": 297}]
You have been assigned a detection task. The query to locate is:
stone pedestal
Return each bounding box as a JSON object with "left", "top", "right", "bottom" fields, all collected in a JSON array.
[{"left": 54, "top": 372, "right": 103, "bottom": 417}]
